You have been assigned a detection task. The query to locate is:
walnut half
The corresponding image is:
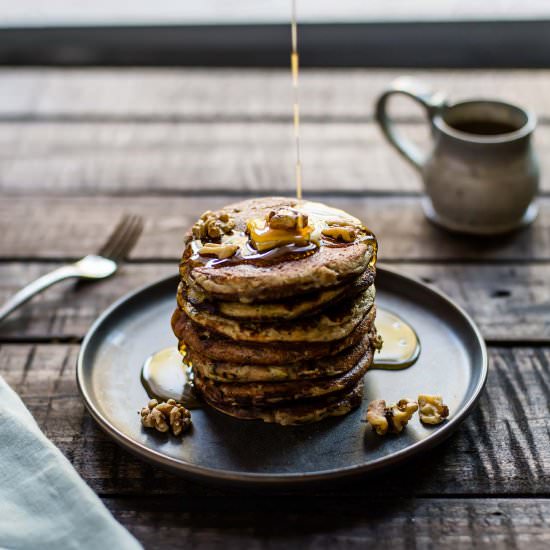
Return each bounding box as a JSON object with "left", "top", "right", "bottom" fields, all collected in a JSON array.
[
  {"left": 365, "top": 398, "right": 418, "bottom": 435},
  {"left": 198, "top": 242, "right": 238, "bottom": 259},
  {"left": 266, "top": 207, "right": 308, "bottom": 230},
  {"left": 418, "top": 394, "right": 449, "bottom": 425},
  {"left": 141, "top": 398, "right": 192, "bottom": 436},
  {"left": 322, "top": 225, "right": 357, "bottom": 242}
]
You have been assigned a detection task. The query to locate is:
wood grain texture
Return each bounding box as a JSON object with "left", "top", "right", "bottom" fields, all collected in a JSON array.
[
  {"left": 2, "top": 196, "right": 550, "bottom": 262},
  {"left": 104, "top": 497, "right": 550, "bottom": 549},
  {"left": 2, "top": 120, "right": 550, "bottom": 196},
  {"left": 0, "top": 263, "right": 176, "bottom": 341},
  {"left": 0, "top": 122, "right": 423, "bottom": 195},
  {"left": 1, "top": 344, "right": 548, "bottom": 497},
  {"left": 1, "top": 68, "right": 550, "bottom": 121},
  {"left": 0, "top": 263, "right": 549, "bottom": 342}
]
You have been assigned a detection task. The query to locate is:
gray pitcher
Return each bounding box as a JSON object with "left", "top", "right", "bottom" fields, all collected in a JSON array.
[{"left": 376, "top": 77, "right": 539, "bottom": 235}]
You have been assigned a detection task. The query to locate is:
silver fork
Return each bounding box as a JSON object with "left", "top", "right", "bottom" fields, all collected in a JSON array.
[{"left": 0, "top": 214, "right": 143, "bottom": 324}]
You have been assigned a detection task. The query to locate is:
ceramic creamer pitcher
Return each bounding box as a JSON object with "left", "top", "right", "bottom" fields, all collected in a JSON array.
[{"left": 376, "top": 77, "right": 539, "bottom": 235}]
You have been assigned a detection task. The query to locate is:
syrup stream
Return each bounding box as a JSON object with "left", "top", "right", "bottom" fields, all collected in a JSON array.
[{"left": 291, "top": 0, "right": 302, "bottom": 200}]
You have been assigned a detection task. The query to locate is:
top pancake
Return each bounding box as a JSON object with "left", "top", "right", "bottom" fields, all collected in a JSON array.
[{"left": 181, "top": 197, "right": 377, "bottom": 302}]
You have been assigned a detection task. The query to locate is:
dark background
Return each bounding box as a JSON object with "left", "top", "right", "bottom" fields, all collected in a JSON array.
[{"left": 2, "top": 18, "right": 550, "bottom": 67}]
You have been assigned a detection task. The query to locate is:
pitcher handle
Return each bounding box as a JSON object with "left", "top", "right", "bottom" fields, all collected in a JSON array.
[{"left": 375, "top": 77, "right": 447, "bottom": 171}]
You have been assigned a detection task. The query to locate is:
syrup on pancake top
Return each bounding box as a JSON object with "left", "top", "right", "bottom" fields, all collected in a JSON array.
[{"left": 172, "top": 197, "right": 379, "bottom": 425}]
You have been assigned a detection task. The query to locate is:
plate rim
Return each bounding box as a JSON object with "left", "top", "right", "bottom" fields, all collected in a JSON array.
[{"left": 76, "top": 266, "right": 488, "bottom": 486}]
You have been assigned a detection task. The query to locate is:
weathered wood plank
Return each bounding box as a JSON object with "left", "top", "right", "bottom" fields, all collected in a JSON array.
[
  {"left": 1, "top": 344, "right": 548, "bottom": 497},
  {"left": 0, "top": 122, "right": 423, "bottom": 195},
  {"left": 1, "top": 196, "right": 549, "bottom": 262},
  {"left": 2, "top": 120, "right": 550, "bottom": 195},
  {"left": 105, "top": 497, "right": 550, "bottom": 549},
  {"left": 1, "top": 68, "right": 550, "bottom": 121},
  {"left": 0, "top": 263, "right": 548, "bottom": 342},
  {"left": 0, "top": 263, "right": 175, "bottom": 341},
  {"left": 105, "top": 495, "right": 550, "bottom": 550},
  {"left": 400, "top": 264, "right": 550, "bottom": 342}
]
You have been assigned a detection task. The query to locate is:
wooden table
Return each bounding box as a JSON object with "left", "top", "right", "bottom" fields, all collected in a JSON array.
[{"left": 1, "top": 68, "right": 549, "bottom": 548}]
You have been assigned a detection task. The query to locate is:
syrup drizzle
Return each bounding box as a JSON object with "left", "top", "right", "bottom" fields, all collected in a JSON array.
[
  {"left": 291, "top": 0, "right": 302, "bottom": 200},
  {"left": 189, "top": 237, "right": 318, "bottom": 269}
]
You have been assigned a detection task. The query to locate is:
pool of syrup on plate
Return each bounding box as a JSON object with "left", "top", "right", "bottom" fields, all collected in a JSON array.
[
  {"left": 370, "top": 309, "right": 420, "bottom": 370},
  {"left": 141, "top": 345, "right": 202, "bottom": 408}
]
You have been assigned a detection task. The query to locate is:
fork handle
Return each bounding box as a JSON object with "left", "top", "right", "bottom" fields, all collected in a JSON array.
[{"left": 0, "top": 265, "right": 81, "bottom": 324}]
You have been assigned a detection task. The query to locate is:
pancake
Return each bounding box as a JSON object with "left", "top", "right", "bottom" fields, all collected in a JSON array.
[
  {"left": 192, "top": 344, "right": 373, "bottom": 406},
  {"left": 181, "top": 197, "right": 376, "bottom": 302},
  {"left": 203, "top": 381, "right": 364, "bottom": 425},
  {"left": 172, "top": 304, "right": 377, "bottom": 366},
  {"left": 179, "top": 285, "right": 375, "bottom": 343},
  {"left": 188, "top": 331, "right": 374, "bottom": 383},
  {"left": 179, "top": 267, "right": 375, "bottom": 321}
]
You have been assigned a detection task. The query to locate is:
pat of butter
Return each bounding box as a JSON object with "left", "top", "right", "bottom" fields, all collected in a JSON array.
[{"left": 247, "top": 217, "right": 313, "bottom": 252}]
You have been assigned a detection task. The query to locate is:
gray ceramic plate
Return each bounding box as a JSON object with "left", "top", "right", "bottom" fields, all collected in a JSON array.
[{"left": 77, "top": 267, "right": 487, "bottom": 486}]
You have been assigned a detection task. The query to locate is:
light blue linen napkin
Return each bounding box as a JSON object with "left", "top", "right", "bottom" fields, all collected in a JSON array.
[{"left": 0, "top": 376, "right": 142, "bottom": 550}]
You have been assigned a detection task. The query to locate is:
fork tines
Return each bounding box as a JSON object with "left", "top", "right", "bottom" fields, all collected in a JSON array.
[{"left": 97, "top": 214, "right": 144, "bottom": 263}]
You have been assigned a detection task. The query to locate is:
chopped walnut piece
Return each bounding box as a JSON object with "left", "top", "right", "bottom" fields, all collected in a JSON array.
[
  {"left": 418, "top": 394, "right": 449, "bottom": 425},
  {"left": 366, "top": 400, "right": 389, "bottom": 435},
  {"left": 365, "top": 398, "right": 418, "bottom": 435},
  {"left": 141, "top": 398, "right": 191, "bottom": 436},
  {"left": 322, "top": 225, "right": 357, "bottom": 242},
  {"left": 266, "top": 207, "right": 308, "bottom": 230},
  {"left": 192, "top": 210, "right": 235, "bottom": 241},
  {"left": 372, "top": 333, "right": 384, "bottom": 351},
  {"left": 392, "top": 399, "right": 419, "bottom": 432},
  {"left": 198, "top": 242, "right": 238, "bottom": 259}
]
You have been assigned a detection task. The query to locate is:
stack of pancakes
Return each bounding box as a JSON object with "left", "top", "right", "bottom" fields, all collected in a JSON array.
[{"left": 171, "top": 197, "right": 378, "bottom": 425}]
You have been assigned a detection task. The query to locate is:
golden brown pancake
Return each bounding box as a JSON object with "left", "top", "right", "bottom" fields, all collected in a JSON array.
[
  {"left": 193, "top": 344, "right": 373, "bottom": 406},
  {"left": 203, "top": 381, "right": 364, "bottom": 425},
  {"left": 188, "top": 331, "right": 374, "bottom": 383},
  {"left": 179, "top": 285, "right": 375, "bottom": 343},
  {"left": 179, "top": 267, "right": 375, "bottom": 321},
  {"left": 172, "top": 305, "right": 376, "bottom": 366},
  {"left": 181, "top": 197, "right": 376, "bottom": 302}
]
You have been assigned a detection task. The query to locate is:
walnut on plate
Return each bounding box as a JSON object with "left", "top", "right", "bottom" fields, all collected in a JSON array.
[
  {"left": 141, "top": 398, "right": 192, "bottom": 436},
  {"left": 365, "top": 398, "right": 418, "bottom": 435},
  {"left": 418, "top": 394, "right": 449, "bottom": 425}
]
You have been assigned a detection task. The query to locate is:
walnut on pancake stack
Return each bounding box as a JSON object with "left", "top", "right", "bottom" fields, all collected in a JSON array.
[{"left": 171, "top": 197, "right": 378, "bottom": 425}]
